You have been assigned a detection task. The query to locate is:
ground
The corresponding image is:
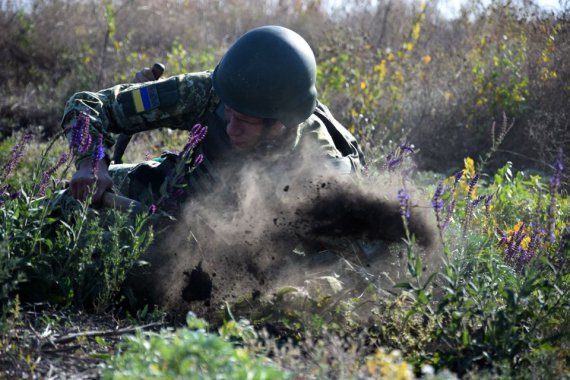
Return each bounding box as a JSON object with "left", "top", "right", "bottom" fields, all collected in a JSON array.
[{"left": 1, "top": 304, "right": 168, "bottom": 379}]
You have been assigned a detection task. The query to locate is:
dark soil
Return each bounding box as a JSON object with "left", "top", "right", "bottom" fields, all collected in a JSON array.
[{"left": 0, "top": 304, "right": 168, "bottom": 380}]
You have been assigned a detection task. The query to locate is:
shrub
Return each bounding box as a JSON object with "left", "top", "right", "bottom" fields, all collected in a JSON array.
[{"left": 103, "top": 313, "right": 288, "bottom": 380}]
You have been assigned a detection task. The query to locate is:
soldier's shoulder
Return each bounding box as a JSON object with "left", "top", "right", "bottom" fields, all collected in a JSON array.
[{"left": 177, "top": 71, "right": 213, "bottom": 88}]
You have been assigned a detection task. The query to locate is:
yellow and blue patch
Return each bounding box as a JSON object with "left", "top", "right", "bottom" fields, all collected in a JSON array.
[
  {"left": 125, "top": 85, "right": 160, "bottom": 114},
  {"left": 132, "top": 87, "right": 152, "bottom": 113},
  {"left": 117, "top": 77, "right": 179, "bottom": 117}
]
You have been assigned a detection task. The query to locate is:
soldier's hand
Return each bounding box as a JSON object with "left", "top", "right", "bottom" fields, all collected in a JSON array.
[
  {"left": 70, "top": 159, "right": 113, "bottom": 206},
  {"left": 133, "top": 67, "right": 156, "bottom": 83},
  {"left": 133, "top": 63, "right": 165, "bottom": 83}
]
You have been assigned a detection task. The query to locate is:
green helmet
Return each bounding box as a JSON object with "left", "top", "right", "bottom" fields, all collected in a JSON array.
[{"left": 212, "top": 25, "right": 317, "bottom": 127}]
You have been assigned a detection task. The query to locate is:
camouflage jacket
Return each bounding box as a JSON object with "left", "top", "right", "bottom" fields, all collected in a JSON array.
[{"left": 61, "top": 71, "right": 365, "bottom": 173}]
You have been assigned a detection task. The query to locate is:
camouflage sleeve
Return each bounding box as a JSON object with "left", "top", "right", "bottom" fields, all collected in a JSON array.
[
  {"left": 293, "top": 115, "right": 357, "bottom": 174},
  {"left": 293, "top": 115, "right": 342, "bottom": 158},
  {"left": 60, "top": 71, "right": 217, "bottom": 165}
]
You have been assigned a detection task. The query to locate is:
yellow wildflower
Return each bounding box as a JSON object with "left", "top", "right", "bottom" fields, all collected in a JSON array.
[
  {"left": 464, "top": 157, "right": 476, "bottom": 178},
  {"left": 374, "top": 59, "right": 387, "bottom": 82},
  {"left": 458, "top": 157, "right": 477, "bottom": 197},
  {"left": 393, "top": 70, "right": 404, "bottom": 82},
  {"left": 506, "top": 221, "right": 531, "bottom": 250}
]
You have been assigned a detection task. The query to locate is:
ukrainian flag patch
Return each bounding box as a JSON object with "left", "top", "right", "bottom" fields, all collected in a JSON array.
[
  {"left": 117, "top": 79, "right": 179, "bottom": 117},
  {"left": 131, "top": 85, "right": 160, "bottom": 113}
]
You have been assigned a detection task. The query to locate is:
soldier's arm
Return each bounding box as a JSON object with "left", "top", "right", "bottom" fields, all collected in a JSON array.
[{"left": 61, "top": 71, "right": 217, "bottom": 204}]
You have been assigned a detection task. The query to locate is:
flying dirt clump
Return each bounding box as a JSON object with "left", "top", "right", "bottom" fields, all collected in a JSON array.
[{"left": 125, "top": 157, "right": 442, "bottom": 321}]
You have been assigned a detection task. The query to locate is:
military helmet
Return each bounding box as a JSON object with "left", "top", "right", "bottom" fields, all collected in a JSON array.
[{"left": 212, "top": 25, "right": 317, "bottom": 127}]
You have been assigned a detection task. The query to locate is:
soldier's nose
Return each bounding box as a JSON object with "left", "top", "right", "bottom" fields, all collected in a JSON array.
[{"left": 226, "top": 119, "right": 243, "bottom": 136}]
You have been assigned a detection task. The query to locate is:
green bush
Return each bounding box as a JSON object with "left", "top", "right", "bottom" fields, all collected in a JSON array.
[
  {"left": 103, "top": 313, "right": 288, "bottom": 380},
  {"left": 0, "top": 132, "right": 154, "bottom": 318},
  {"left": 393, "top": 155, "right": 569, "bottom": 377}
]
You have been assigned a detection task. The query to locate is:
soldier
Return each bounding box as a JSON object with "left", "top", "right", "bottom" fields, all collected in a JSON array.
[{"left": 61, "top": 25, "right": 365, "bottom": 209}]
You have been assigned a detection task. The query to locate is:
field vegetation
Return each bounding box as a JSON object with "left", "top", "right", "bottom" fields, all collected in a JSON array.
[{"left": 0, "top": 0, "right": 568, "bottom": 378}]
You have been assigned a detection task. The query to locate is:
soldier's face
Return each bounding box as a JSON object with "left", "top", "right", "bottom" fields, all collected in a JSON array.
[{"left": 225, "top": 106, "right": 285, "bottom": 151}]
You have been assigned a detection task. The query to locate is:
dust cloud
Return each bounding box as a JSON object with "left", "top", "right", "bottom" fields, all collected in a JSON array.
[{"left": 125, "top": 145, "right": 443, "bottom": 321}]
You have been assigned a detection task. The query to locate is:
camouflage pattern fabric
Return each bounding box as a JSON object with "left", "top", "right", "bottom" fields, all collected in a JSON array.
[
  {"left": 61, "top": 72, "right": 217, "bottom": 165},
  {"left": 61, "top": 71, "right": 366, "bottom": 203},
  {"left": 62, "top": 72, "right": 362, "bottom": 160}
]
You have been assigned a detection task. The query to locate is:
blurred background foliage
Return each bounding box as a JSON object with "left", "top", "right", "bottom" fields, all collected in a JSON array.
[{"left": 0, "top": 0, "right": 568, "bottom": 177}]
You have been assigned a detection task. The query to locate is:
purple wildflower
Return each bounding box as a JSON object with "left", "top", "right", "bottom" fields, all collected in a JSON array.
[
  {"left": 68, "top": 110, "right": 92, "bottom": 155},
  {"left": 503, "top": 224, "right": 528, "bottom": 267},
  {"left": 524, "top": 231, "right": 540, "bottom": 261},
  {"left": 385, "top": 143, "right": 416, "bottom": 172},
  {"left": 497, "top": 227, "right": 508, "bottom": 246},
  {"left": 462, "top": 192, "right": 483, "bottom": 234},
  {"left": 472, "top": 194, "right": 486, "bottom": 208},
  {"left": 550, "top": 174, "right": 561, "bottom": 188},
  {"left": 462, "top": 174, "right": 480, "bottom": 233},
  {"left": 448, "top": 169, "right": 464, "bottom": 196},
  {"left": 0, "top": 131, "right": 33, "bottom": 183},
  {"left": 431, "top": 183, "right": 445, "bottom": 211},
  {"left": 182, "top": 124, "right": 208, "bottom": 156},
  {"left": 91, "top": 135, "right": 105, "bottom": 173},
  {"left": 453, "top": 170, "right": 464, "bottom": 184},
  {"left": 148, "top": 204, "right": 157, "bottom": 215},
  {"left": 442, "top": 199, "right": 457, "bottom": 230},
  {"left": 484, "top": 194, "right": 494, "bottom": 215},
  {"left": 467, "top": 173, "right": 480, "bottom": 199},
  {"left": 193, "top": 153, "right": 204, "bottom": 167},
  {"left": 386, "top": 154, "right": 403, "bottom": 171},
  {"left": 504, "top": 225, "right": 527, "bottom": 265},
  {"left": 432, "top": 182, "right": 445, "bottom": 229},
  {"left": 513, "top": 224, "right": 526, "bottom": 245},
  {"left": 10, "top": 191, "right": 21, "bottom": 200},
  {"left": 554, "top": 158, "right": 564, "bottom": 173},
  {"left": 400, "top": 143, "right": 415, "bottom": 154},
  {"left": 548, "top": 230, "right": 556, "bottom": 244},
  {"left": 37, "top": 153, "right": 70, "bottom": 197},
  {"left": 398, "top": 188, "right": 410, "bottom": 219}
]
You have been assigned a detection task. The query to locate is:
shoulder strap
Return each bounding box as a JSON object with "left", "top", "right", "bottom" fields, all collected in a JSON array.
[{"left": 312, "top": 101, "right": 367, "bottom": 169}]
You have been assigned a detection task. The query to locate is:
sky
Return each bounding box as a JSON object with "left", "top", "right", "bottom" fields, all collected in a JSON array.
[
  {"left": 438, "top": 0, "right": 566, "bottom": 18},
  {"left": 324, "top": 0, "right": 567, "bottom": 18}
]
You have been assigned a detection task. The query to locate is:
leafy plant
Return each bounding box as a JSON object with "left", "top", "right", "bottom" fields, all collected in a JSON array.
[
  {"left": 0, "top": 132, "right": 155, "bottom": 315},
  {"left": 103, "top": 312, "right": 288, "bottom": 380},
  {"left": 395, "top": 156, "right": 569, "bottom": 376}
]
